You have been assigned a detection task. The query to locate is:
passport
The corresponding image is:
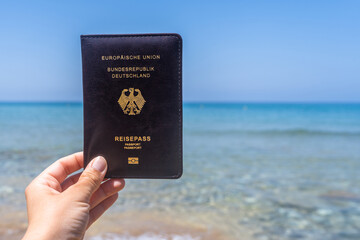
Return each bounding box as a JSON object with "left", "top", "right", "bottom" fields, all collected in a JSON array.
[{"left": 81, "top": 34, "right": 183, "bottom": 179}]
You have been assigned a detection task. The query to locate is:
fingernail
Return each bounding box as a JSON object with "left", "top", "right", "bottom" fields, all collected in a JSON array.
[
  {"left": 113, "top": 179, "right": 124, "bottom": 188},
  {"left": 91, "top": 156, "right": 107, "bottom": 172}
]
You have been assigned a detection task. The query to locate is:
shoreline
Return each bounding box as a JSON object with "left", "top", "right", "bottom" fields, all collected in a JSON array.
[{"left": 0, "top": 207, "right": 255, "bottom": 240}]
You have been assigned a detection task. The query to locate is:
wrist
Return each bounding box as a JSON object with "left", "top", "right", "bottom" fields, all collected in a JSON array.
[{"left": 22, "top": 225, "right": 55, "bottom": 240}]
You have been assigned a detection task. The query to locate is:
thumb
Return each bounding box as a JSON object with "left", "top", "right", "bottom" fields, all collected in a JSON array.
[{"left": 73, "top": 156, "right": 107, "bottom": 201}]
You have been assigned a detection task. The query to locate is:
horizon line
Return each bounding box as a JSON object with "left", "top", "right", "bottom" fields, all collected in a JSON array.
[{"left": 0, "top": 100, "right": 359, "bottom": 104}]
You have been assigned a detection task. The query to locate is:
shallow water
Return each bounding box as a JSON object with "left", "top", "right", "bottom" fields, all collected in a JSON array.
[{"left": 1, "top": 103, "right": 360, "bottom": 239}]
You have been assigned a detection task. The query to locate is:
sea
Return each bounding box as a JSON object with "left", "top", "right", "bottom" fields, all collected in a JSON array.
[{"left": 0, "top": 103, "right": 359, "bottom": 240}]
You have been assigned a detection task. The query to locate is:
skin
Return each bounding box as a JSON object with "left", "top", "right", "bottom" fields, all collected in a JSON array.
[{"left": 22, "top": 152, "right": 125, "bottom": 240}]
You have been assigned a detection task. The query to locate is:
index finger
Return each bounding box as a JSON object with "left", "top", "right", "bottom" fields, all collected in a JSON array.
[{"left": 39, "top": 152, "right": 84, "bottom": 184}]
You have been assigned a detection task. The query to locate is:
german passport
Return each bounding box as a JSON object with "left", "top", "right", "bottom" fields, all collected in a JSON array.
[{"left": 81, "top": 34, "right": 183, "bottom": 179}]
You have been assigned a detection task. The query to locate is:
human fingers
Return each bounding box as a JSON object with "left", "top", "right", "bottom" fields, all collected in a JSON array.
[
  {"left": 37, "top": 152, "right": 83, "bottom": 185},
  {"left": 60, "top": 172, "right": 81, "bottom": 191},
  {"left": 61, "top": 172, "right": 110, "bottom": 192},
  {"left": 87, "top": 193, "right": 119, "bottom": 229},
  {"left": 89, "top": 178, "right": 125, "bottom": 209},
  {"left": 68, "top": 156, "right": 107, "bottom": 201}
]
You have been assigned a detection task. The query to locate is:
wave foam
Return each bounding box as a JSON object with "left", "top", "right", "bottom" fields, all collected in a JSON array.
[{"left": 89, "top": 232, "right": 200, "bottom": 240}]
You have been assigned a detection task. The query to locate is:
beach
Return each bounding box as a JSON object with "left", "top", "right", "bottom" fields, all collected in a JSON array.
[{"left": 0, "top": 103, "right": 359, "bottom": 240}]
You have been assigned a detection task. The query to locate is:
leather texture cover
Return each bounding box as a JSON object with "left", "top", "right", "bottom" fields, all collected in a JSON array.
[{"left": 81, "top": 34, "right": 182, "bottom": 179}]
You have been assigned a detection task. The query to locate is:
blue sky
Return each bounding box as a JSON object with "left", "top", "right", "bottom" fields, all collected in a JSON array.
[{"left": 0, "top": 1, "right": 359, "bottom": 102}]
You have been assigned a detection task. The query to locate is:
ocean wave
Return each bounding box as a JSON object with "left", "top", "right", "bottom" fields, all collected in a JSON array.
[
  {"left": 88, "top": 233, "right": 200, "bottom": 240},
  {"left": 189, "top": 128, "right": 360, "bottom": 137}
]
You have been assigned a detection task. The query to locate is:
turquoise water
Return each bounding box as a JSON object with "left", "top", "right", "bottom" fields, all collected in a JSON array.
[{"left": 1, "top": 103, "right": 360, "bottom": 239}]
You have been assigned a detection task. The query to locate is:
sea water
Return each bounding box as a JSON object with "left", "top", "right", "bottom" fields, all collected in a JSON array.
[{"left": 0, "top": 103, "right": 359, "bottom": 240}]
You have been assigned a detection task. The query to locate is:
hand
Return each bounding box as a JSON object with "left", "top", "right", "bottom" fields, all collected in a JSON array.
[{"left": 22, "top": 152, "right": 125, "bottom": 240}]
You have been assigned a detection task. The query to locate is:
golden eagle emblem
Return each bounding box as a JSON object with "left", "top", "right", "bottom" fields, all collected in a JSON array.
[{"left": 118, "top": 88, "right": 146, "bottom": 115}]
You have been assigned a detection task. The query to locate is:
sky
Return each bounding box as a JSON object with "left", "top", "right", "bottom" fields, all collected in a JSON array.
[{"left": 0, "top": 1, "right": 359, "bottom": 102}]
